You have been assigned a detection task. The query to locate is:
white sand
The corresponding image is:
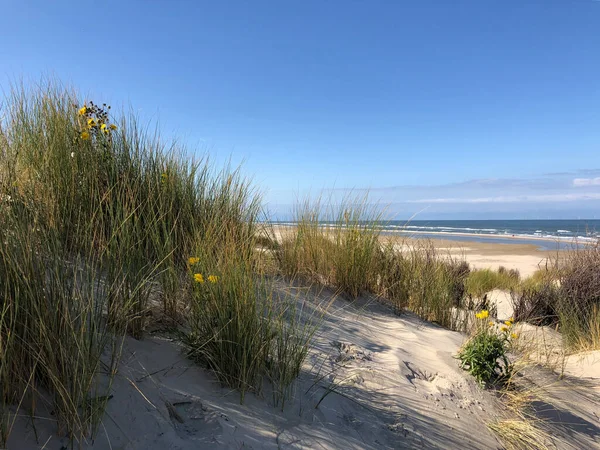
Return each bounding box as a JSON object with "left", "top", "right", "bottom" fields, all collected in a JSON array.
[{"left": 10, "top": 286, "right": 505, "bottom": 450}]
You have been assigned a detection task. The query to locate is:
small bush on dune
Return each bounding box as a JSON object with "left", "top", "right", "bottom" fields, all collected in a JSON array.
[
  {"left": 458, "top": 310, "right": 517, "bottom": 385},
  {"left": 512, "top": 245, "right": 600, "bottom": 351},
  {"left": 556, "top": 244, "right": 600, "bottom": 349},
  {"left": 511, "top": 284, "right": 559, "bottom": 327}
]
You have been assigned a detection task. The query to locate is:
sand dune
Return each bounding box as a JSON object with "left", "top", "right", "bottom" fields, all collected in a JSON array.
[
  {"left": 10, "top": 284, "right": 599, "bottom": 450},
  {"left": 12, "top": 284, "right": 505, "bottom": 450}
]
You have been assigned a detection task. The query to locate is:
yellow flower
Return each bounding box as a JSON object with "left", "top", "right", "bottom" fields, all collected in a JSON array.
[
  {"left": 110, "top": 124, "right": 118, "bottom": 130},
  {"left": 161, "top": 173, "right": 168, "bottom": 184},
  {"left": 87, "top": 118, "right": 96, "bottom": 127},
  {"left": 475, "top": 310, "right": 489, "bottom": 320},
  {"left": 78, "top": 106, "right": 87, "bottom": 115},
  {"left": 501, "top": 326, "right": 509, "bottom": 332},
  {"left": 488, "top": 321, "right": 495, "bottom": 327},
  {"left": 101, "top": 123, "right": 107, "bottom": 131},
  {"left": 80, "top": 131, "right": 90, "bottom": 140},
  {"left": 208, "top": 275, "right": 218, "bottom": 284},
  {"left": 194, "top": 273, "right": 204, "bottom": 284},
  {"left": 504, "top": 320, "right": 513, "bottom": 327},
  {"left": 188, "top": 257, "right": 200, "bottom": 265},
  {"left": 511, "top": 333, "right": 519, "bottom": 339}
]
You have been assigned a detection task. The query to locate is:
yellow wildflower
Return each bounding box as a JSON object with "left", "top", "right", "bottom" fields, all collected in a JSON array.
[
  {"left": 101, "top": 123, "right": 107, "bottom": 131},
  {"left": 78, "top": 106, "right": 87, "bottom": 115},
  {"left": 194, "top": 273, "right": 204, "bottom": 284},
  {"left": 80, "top": 131, "right": 90, "bottom": 140},
  {"left": 161, "top": 173, "right": 168, "bottom": 184},
  {"left": 87, "top": 118, "right": 96, "bottom": 127},
  {"left": 188, "top": 257, "right": 200, "bottom": 265},
  {"left": 501, "top": 326, "right": 509, "bottom": 332},
  {"left": 208, "top": 275, "right": 218, "bottom": 284},
  {"left": 504, "top": 320, "right": 513, "bottom": 327},
  {"left": 475, "top": 310, "right": 489, "bottom": 320},
  {"left": 110, "top": 124, "right": 118, "bottom": 130},
  {"left": 511, "top": 333, "right": 519, "bottom": 339},
  {"left": 488, "top": 321, "right": 495, "bottom": 327}
]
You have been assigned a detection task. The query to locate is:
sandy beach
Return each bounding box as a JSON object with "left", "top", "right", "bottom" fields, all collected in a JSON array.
[{"left": 421, "top": 238, "right": 556, "bottom": 278}]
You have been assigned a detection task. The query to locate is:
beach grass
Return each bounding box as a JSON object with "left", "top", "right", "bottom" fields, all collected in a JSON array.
[
  {"left": 0, "top": 81, "right": 317, "bottom": 445},
  {"left": 379, "top": 241, "right": 471, "bottom": 330},
  {"left": 465, "top": 267, "right": 521, "bottom": 298},
  {"left": 276, "top": 194, "right": 383, "bottom": 299},
  {"left": 275, "top": 204, "right": 472, "bottom": 331}
]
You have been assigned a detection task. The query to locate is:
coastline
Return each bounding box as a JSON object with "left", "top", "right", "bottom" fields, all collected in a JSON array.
[
  {"left": 387, "top": 229, "right": 586, "bottom": 243},
  {"left": 270, "top": 223, "right": 592, "bottom": 251}
]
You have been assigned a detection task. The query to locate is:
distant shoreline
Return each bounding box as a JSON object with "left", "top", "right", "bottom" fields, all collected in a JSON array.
[
  {"left": 271, "top": 222, "right": 600, "bottom": 245},
  {"left": 270, "top": 223, "right": 594, "bottom": 250},
  {"left": 386, "top": 229, "right": 592, "bottom": 244}
]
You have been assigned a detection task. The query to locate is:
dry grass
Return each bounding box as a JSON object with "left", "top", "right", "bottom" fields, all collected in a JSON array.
[
  {"left": 512, "top": 243, "right": 600, "bottom": 352},
  {"left": 488, "top": 418, "right": 550, "bottom": 450}
]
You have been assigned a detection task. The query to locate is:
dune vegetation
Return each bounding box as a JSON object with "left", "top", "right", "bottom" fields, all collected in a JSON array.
[
  {"left": 0, "top": 82, "right": 318, "bottom": 445},
  {"left": 0, "top": 82, "right": 598, "bottom": 448}
]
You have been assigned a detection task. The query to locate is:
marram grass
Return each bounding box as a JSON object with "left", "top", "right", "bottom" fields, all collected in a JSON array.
[{"left": 0, "top": 80, "right": 295, "bottom": 446}]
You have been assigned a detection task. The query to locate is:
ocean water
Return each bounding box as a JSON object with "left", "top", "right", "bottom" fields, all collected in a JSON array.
[
  {"left": 387, "top": 219, "right": 600, "bottom": 250},
  {"left": 274, "top": 219, "right": 600, "bottom": 251}
]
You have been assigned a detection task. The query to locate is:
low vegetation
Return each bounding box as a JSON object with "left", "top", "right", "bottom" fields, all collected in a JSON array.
[
  {"left": 512, "top": 245, "right": 600, "bottom": 351},
  {"left": 465, "top": 267, "right": 521, "bottom": 298},
  {"left": 457, "top": 310, "right": 516, "bottom": 385},
  {"left": 276, "top": 195, "right": 382, "bottom": 298}
]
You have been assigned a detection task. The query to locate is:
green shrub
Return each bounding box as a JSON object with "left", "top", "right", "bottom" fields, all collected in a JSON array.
[{"left": 458, "top": 310, "right": 515, "bottom": 384}]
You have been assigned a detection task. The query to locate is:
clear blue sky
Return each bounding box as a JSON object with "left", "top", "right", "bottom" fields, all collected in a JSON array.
[{"left": 1, "top": 0, "right": 600, "bottom": 219}]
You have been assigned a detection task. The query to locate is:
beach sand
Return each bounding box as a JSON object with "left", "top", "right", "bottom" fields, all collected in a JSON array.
[
  {"left": 423, "top": 238, "right": 557, "bottom": 278},
  {"left": 9, "top": 284, "right": 506, "bottom": 450},
  {"left": 10, "top": 282, "right": 598, "bottom": 450}
]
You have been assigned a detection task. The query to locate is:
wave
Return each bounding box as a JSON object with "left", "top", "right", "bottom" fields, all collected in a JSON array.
[{"left": 271, "top": 221, "right": 599, "bottom": 242}]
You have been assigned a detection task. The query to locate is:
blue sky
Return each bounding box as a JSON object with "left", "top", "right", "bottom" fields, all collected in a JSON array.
[{"left": 1, "top": 0, "right": 600, "bottom": 219}]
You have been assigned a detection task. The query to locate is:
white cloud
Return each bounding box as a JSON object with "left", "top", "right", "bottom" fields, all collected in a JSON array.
[
  {"left": 407, "top": 193, "right": 600, "bottom": 204},
  {"left": 573, "top": 177, "right": 600, "bottom": 187}
]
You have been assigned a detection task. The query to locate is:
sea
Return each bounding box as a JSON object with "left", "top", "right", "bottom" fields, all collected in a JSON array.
[{"left": 273, "top": 219, "right": 600, "bottom": 251}]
